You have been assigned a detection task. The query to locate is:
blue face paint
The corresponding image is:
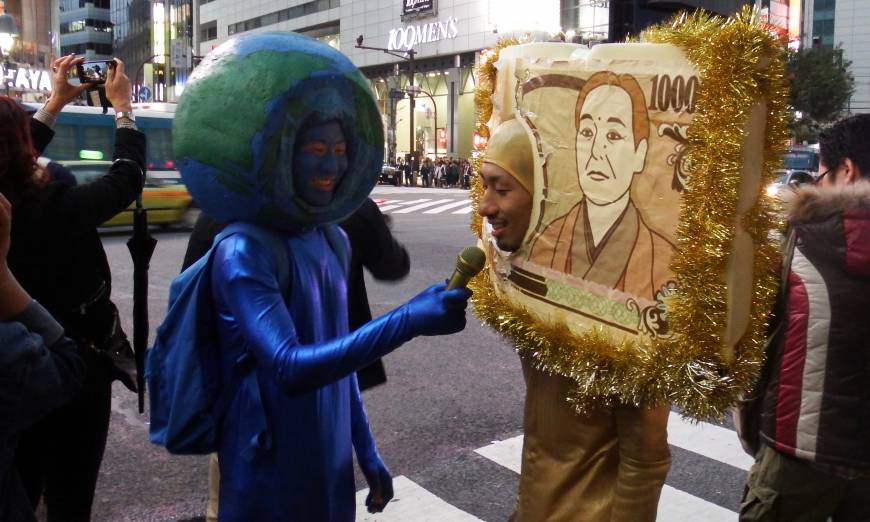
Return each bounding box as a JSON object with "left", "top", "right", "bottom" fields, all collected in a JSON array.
[{"left": 292, "top": 121, "right": 349, "bottom": 207}]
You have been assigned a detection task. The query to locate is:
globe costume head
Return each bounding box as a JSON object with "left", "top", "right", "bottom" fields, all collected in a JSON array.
[{"left": 173, "top": 32, "right": 383, "bottom": 230}]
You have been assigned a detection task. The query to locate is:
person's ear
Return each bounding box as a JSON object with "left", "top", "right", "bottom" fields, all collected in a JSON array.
[
  {"left": 841, "top": 158, "right": 861, "bottom": 184},
  {"left": 632, "top": 139, "right": 648, "bottom": 174}
]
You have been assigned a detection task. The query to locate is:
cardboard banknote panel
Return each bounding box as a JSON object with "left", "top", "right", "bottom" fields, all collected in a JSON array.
[{"left": 489, "top": 45, "right": 700, "bottom": 345}]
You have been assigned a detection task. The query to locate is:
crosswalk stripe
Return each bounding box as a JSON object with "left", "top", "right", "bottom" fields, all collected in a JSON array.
[
  {"left": 451, "top": 206, "right": 474, "bottom": 214},
  {"left": 474, "top": 435, "right": 522, "bottom": 473},
  {"left": 658, "top": 485, "right": 736, "bottom": 521},
  {"left": 474, "top": 417, "right": 752, "bottom": 474},
  {"left": 667, "top": 415, "right": 754, "bottom": 471},
  {"left": 391, "top": 200, "right": 457, "bottom": 214},
  {"left": 378, "top": 199, "right": 432, "bottom": 212},
  {"left": 356, "top": 476, "right": 483, "bottom": 521},
  {"left": 474, "top": 416, "right": 747, "bottom": 519},
  {"left": 423, "top": 200, "right": 473, "bottom": 214}
]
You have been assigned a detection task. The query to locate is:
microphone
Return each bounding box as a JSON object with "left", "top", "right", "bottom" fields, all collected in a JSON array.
[{"left": 446, "top": 246, "right": 486, "bottom": 290}]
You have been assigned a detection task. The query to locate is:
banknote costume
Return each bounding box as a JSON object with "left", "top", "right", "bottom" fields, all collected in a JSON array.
[
  {"left": 471, "top": 10, "right": 790, "bottom": 522},
  {"left": 169, "top": 33, "right": 469, "bottom": 521}
]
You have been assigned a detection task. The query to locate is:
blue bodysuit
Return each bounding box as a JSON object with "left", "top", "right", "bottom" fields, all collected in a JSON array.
[{"left": 212, "top": 228, "right": 385, "bottom": 521}]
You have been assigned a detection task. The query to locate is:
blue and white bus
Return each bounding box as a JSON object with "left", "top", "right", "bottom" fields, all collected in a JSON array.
[{"left": 26, "top": 102, "right": 176, "bottom": 172}]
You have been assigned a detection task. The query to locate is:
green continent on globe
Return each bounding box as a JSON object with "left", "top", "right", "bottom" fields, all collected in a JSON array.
[{"left": 173, "top": 51, "right": 333, "bottom": 175}]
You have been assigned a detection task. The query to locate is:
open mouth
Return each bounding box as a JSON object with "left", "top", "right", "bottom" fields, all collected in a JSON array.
[
  {"left": 489, "top": 220, "right": 506, "bottom": 237},
  {"left": 587, "top": 171, "right": 608, "bottom": 181},
  {"left": 310, "top": 176, "right": 337, "bottom": 191}
]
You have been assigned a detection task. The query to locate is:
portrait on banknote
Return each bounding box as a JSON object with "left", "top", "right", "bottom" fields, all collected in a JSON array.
[{"left": 486, "top": 50, "right": 699, "bottom": 343}]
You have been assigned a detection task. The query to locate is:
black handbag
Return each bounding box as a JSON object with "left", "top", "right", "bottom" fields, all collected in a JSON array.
[
  {"left": 734, "top": 228, "right": 796, "bottom": 457},
  {"left": 71, "top": 280, "right": 138, "bottom": 392}
]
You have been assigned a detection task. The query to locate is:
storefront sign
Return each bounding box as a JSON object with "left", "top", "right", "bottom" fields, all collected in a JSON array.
[
  {"left": 2, "top": 65, "right": 53, "bottom": 92},
  {"left": 387, "top": 17, "right": 459, "bottom": 51},
  {"left": 403, "top": 0, "right": 434, "bottom": 16}
]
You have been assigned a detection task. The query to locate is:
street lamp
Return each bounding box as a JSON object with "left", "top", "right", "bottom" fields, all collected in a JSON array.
[
  {"left": 0, "top": 11, "right": 19, "bottom": 96},
  {"left": 355, "top": 35, "right": 417, "bottom": 166}
]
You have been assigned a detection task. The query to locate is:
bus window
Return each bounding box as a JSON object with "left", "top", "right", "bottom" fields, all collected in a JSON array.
[
  {"left": 144, "top": 127, "right": 174, "bottom": 170},
  {"left": 45, "top": 123, "right": 78, "bottom": 161},
  {"left": 82, "top": 124, "right": 114, "bottom": 162}
]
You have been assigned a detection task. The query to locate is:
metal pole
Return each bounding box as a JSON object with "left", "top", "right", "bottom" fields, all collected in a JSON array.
[{"left": 408, "top": 49, "right": 416, "bottom": 166}]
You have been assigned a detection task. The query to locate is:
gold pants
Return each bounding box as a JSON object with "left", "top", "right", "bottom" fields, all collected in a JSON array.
[
  {"left": 512, "top": 359, "right": 671, "bottom": 522},
  {"left": 207, "top": 453, "right": 219, "bottom": 522}
]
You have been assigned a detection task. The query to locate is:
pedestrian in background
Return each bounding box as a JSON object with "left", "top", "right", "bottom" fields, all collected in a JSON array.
[
  {"left": 740, "top": 114, "right": 870, "bottom": 521},
  {"left": 1, "top": 55, "right": 146, "bottom": 522},
  {"left": 421, "top": 158, "right": 433, "bottom": 188},
  {"left": 435, "top": 158, "right": 445, "bottom": 187},
  {"left": 403, "top": 158, "right": 413, "bottom": 187}
]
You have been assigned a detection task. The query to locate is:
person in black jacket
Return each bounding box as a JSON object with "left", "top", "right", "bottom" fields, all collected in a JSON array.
[
  {"left": 0, "top": 192, "right": 87, "bottom": 522},
  {"left": 0, "top": 55, "right": 146, "bottom": 522}
]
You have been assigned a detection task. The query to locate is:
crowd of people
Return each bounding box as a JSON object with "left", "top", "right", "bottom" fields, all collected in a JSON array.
[
  {"left": 1, "top": 39, "right": 868, "bottom": 522},
  {"left": 390, "top": 156, "right": 472, "bottom": 189}
]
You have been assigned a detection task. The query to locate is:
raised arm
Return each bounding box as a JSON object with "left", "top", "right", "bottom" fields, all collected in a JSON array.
[
  {"left": 211, "top": 233, "right": 469, "bottom": 395},
  {"left": 41, "top": 58, "right": 147, "bottom": 232}
]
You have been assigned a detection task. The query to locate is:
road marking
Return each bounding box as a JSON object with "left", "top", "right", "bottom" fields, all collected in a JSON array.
[
  {"left": 667, "top": 415, "right": 754, "bottom": 471},
  {"left": 391, "top": 200, "right": 457, "bottom": 214},
  {"left": 356, "top": 476, "right": 483, "bottom": 521},
  {"left": 452, "top": 206, "right": 474, "bottom": 214},
  {"left": 474, "top": 435, "right": 522, "bottom": 473},
  {"left": 378, "top": 199, "right": 432, "bottom": 212},
  {"left": 474, "top": 417, "right": 748, "bottom": 519},
  {"left": 423, "top": 200, "right": 473, "bottom": 214},
  {"left": 658, "top": 485, "right": 736, "bottom": 521}
]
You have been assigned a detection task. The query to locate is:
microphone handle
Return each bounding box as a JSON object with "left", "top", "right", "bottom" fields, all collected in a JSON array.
[{"left": 446, "top": 270, "right": 470, "bottom": 290}]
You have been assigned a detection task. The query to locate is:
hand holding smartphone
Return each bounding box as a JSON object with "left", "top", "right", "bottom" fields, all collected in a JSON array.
[{"left": 77, "top": 59, "right": 117, "bottom": 85}]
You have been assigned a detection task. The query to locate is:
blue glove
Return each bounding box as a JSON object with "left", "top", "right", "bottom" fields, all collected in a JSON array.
[
  {"left": 361, "top": 451, "right": 393, "bottom": 513},
  {"left": 350, "top": 374, "right": 394, "bottom": 513},
  {"left": 401, "top": 283, "right": 471, "bottom": 336}
]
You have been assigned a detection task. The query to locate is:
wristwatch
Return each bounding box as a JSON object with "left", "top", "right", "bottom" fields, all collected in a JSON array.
[
  {"left": 114, "top": 110, "right": 138, "bottom": 130},
  {"left": 115, "top": 111, "right": 136, "bottom": 123}
]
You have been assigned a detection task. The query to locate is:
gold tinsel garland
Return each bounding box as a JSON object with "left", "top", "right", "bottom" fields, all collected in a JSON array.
[
  {"left": 469, "top": 7, "right": 790, "bottom": 420},
  {"left": 469, "top": 38, "right": 521, "bottom": 236}
]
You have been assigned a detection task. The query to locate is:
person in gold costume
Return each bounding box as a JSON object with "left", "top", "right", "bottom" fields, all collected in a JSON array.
[
  {"left": 479, "top": 119, "right": 671, "bottom": 522},
  {"left": 529, "top": 71, "right": 674, "bottom": 301}
]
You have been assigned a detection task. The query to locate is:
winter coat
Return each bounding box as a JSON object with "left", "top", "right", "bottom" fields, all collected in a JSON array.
[{"left": 759, "top": 181, "right": 870, "bottom": 471}]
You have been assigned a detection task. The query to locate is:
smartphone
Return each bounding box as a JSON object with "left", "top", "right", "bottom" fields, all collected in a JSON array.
[{"left": 77, "top": 59, "right": 116, "bottom": 84}]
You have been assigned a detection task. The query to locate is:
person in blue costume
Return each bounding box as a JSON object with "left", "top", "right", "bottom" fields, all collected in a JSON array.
[{"left": 172, "top": 32, "right": 472, "bottom": 521}]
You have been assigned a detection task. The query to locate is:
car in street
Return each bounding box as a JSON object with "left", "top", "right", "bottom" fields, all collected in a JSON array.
[
  {"left": 766, "top": 169, "right": 816, "bottom": 200},
  {"left": 56, "top": 160, "right": 195, "bottom": 228},
  {"left": 765, "top": 147, "right": 819, "bottom": 200},
  {"left": 380, "top": 163, "right": 398, "bottom": 185}
]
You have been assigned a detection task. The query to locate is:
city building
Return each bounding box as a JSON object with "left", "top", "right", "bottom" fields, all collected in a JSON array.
[
  {"left": 113, "top": 0, "right": 193, "bottom": 103},
  {"left": 194, "top": 0, "right": 749, "bottom": 159},
  {"left": 1, "top": 0, "right": 57, "bottom": 100},
  {"left": 802, "top": 0, "right": 869, "bottom": 113},
  {"left": 59, "top": 0, "right": 113, "bottom": 59}
]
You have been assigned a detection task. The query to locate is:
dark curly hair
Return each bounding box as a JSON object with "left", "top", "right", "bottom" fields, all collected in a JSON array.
[
  {"left": 818, "top": 114, "right": 870, "bottom": 180},
  {"left": 0, "top": 96, "right": 46, "bottom": 202}
]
